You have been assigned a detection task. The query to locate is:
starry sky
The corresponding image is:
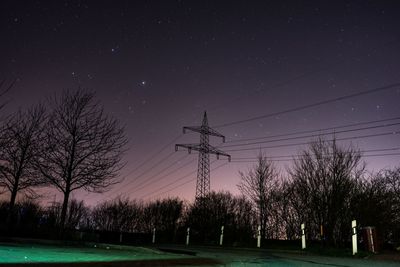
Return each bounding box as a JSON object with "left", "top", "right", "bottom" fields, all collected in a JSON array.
[{"left": 1, "top": 0, "right": 400, "bottom": 206}]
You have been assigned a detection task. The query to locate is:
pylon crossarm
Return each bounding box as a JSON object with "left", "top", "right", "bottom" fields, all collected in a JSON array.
[
  {"left": 204, "top": 127, "right": 225, "bottom": 142},
  {"left": 175, "top": 143, "right": 201, "bottom": 153},
  {"left": 183, "top": 126, "right": 225, "bottom": 141},
  {"left": 183, "top": 126, "right": 202, "bottom": 134},
  {"left": 207, "top": 146, "right": 231, "bottom": 161}
]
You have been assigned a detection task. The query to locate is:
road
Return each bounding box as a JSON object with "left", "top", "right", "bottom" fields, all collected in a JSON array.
[{"left": 157, "top": 245, "right": 400, "bottom": 267}]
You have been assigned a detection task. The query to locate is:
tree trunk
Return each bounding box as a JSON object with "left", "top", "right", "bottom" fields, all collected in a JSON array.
[
  {"left": 9, "top": 185, "right": 18, "bottom": 213},
  {"left": 7, "top": 182, "right": 19, "bottom": 229},
  {"left": 60, "top": 188, "right": 70, "bottom": 229}
]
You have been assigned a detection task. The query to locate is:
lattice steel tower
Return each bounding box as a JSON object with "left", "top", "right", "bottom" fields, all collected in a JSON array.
[{"left": 175, "top": 111, "right": 231, "bottom": 200}]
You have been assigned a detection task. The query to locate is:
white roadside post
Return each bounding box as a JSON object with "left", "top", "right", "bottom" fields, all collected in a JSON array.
[
  {"left": 186, "top": 227, "right": 190, "bottom": 246},
  {"left": 257, "top": 225, "right": 261, "bottom": 248},
  {"left": 119, "top": 232, "right": 123, "bottom": 243},
  {"left": 368, "top": 227, "right": 375, "bottom": 253},
  {"left": 352, "top": 220, "right": 357, "bottom": 255},
  {"left": 301, "top": 223, "right": 306, "bottom": 250},
  {"left": 220, "top": 226, "right": 224, "bottom": 246},
  {"left": 152, "top": 228, "right": 156, "bottom": 244}
]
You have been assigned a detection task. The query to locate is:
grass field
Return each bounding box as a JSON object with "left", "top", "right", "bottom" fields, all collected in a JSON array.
[{"left": 0, "top": 242, "right": 219, "bottom": 266}]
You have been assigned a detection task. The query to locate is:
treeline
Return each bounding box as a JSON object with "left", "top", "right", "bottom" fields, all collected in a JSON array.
[
  {"left": 237, "top": 138, "right": 400, "bottom": 248},
  {"left": 0, "top": 193, "right": 254, "bottom": 245}
]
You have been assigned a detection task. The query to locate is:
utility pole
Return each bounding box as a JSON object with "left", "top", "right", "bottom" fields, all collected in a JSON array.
[{"left": 176, "top": 111, "right": 230, "bottom": 201}]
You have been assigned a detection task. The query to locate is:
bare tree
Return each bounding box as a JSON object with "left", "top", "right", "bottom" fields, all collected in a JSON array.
[
  {"left": 289, "top": 138, "right": 364, "bottom": 245},
  {"left": 0, "top": 105, "right": 46, "bottom": 223},
  {"left": 277, "top": 181, "right": 302, "bottom": 240},
  {"left": 237, "top": 153, "right": 279, "bottom": 239},
  {"left": 91, "top": 197, "right": 143, "bottom": 232},
  {"left": 231, "top": 195, "right": 255, "bottom": 244},
  {"left": 351, "top": 168, "right": 400, "bottom": 244},
  {"left": 141, "top": 198, "right": 183, "bottom": 242},
  {"left": 65, "top": 199, "right": 90, "bottom": 229},
  {"left": 36, "top": 89, "right": 127, "bottom": 228},
  {"left": 183, "top": 191, "right": 255, "bottom": 245},
  {"left": 383, "top": 167, "right": 400, "bottom": 202},
  {"left": 385, "top": 168, "right": 400, "bottom": 237}
]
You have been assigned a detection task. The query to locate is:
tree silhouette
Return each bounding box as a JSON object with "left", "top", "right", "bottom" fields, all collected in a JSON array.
[
  {"left": 36, "top": 89, "right": 127, "bottom": 229},
  {"left": 289, "top": 138, "right": 364, "bottom": 245},
  {"left": 0, "top": 105, "right": 46, "bottom": 225},
  {"left": 92, "top": 197, "right": 142, "bottom": 232},
  {"left": 237, "top": 152, "right": 279, "bottom": 240},
  {"left": 351, "top": 169, "right": 400, "bottom": 244}
]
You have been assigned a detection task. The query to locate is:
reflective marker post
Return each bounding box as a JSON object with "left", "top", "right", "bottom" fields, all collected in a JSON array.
[
  {"left": 186, "top": 227, "right": 190, "bottom": 246},
  {"left": 352, "top": 220, "right": 357, "bottom": 255},
  {"left": 152, "top": 228, "right": 156, "bottom": 244},
  {"left": 220, "top": 226, "right": 224, "bottom": 246},
  {"left": 301, "top": 223, "right": 306, "bottom": 249},
  {"left": 257, "top": 225, "right": 261, "bottom": 248}
]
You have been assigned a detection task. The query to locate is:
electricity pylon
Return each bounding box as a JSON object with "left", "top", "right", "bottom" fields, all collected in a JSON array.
[{"left": 175, "top": 111, "right": 231, "bottom": 201}]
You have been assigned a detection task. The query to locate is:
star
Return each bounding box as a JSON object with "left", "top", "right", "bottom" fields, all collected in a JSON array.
[{"left": 111, "top": 45, "right": 120, "bottom": 53}]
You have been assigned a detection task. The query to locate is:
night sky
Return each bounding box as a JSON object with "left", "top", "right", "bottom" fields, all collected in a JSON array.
[{"left": 1, "top": 1, "right": 400, "bottom": 206}]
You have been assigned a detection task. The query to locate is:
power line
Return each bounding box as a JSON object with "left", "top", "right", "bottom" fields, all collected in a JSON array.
[
  {"left": 224, "top": 130, "right": 400, "bottom": 152},
  {"left": 111, "top": 123, "right": 399, "bottom": 200},
  {"left": 111, "top": 127, "right": 399, "bottom": 199},
  {"left": 231, "top": 147, "right": 400, "bottom": 160},
  {"left": 220, "top": 121, "right": 400, "bottom": 148},
  {"left": 102, "top": 150, "right": 178, "bottom": 199},
  {"left": 231, "top": 152, "right": 400, "bottom": 163},
  {"left": 225, "top": 116, "right": 400, "bottom": 144},
  {"left": 119, "top": 122, "right": 399, "bottom": 199},
  {"left": 143, "top": 161, "right": 228, "bottom": 200},
  {"left": 122, "top": 134, "right": 183, "bottom": 177},
  {"left": 107, "top": 133, "right": 184, "bottom": 198},
  {"left": 120, "top": 145, "right": 399, "bottom": 197},
  {"left": 141, "top": 160, "right": 223, "bottom": 200},
  {"left": 139, "top": 169, "right": 197, "bottom": 199},
  {"left": 138, "top": 149, "right": 400, "bottom": 200},
  {"left": 119, "top": 142, "right": 226, "bottom": 199},
  {"left": 123, "top": 156, "right": 197, "bottom": 196},
  {"left": 113, "top": 123, "right": 398, "bottom": 199},
  {"left": 214, "top": 82, "right": 400, "bottom": 128}
]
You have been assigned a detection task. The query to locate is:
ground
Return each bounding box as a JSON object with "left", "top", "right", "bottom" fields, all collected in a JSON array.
[
  {"left": 0, "top": 243, "right": 216, "bottom": 266},
  {"left": 0, "top": 242, "right": 399, "bottom": 266},
  {"left": 157, "top": 245, "right": 400, "bottom": 267}
]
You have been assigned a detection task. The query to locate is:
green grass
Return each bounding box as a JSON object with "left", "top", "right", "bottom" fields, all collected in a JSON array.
[{"left": 0, "top": 243, "right": 183, "bottom": 264}]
